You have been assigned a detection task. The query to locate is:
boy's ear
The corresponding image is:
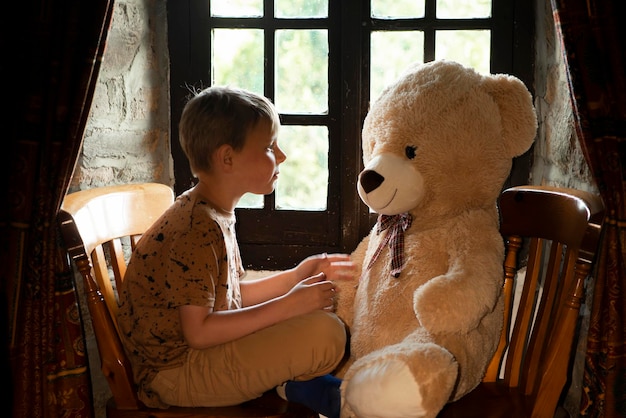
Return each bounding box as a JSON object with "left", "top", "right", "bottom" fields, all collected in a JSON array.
[{"left": 214, "top": 144, "right": 234, "bottom": 171}]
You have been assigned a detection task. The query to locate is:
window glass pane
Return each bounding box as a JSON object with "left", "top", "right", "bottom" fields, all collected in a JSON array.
[
  {"left": 212, "top": 29, "right": 264, "bottom": 94},
  {"left": 371, "top": 0, "right": 425, "bottom": 18},
  {"left": 275, "top": 0, "right": 328, "bottom": 18},
  {"left": 210, "top": 0, "right": 263, "bottom": 17},
  {"left": 276, "top": 125, "right": 328, "bottom": 210},
  {"left": 275, "top": 30, "right": 328, "bottom": 114},
  {"left": 370, "top": 31, "right": 424, "bottom": 102},
  {"left": 437, "top": 0, "right": 491, "bottom": 18},
  {"left": 435, "top": 30, "right": 491, "bottom": 75}
]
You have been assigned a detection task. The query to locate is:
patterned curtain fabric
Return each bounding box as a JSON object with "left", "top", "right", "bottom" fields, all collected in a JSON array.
[
  {"left": 0, "top": 1, "right": 114, "bottom": 417},
  {"left": 551, "top": 1, "right": 626, "bottom": 417}
]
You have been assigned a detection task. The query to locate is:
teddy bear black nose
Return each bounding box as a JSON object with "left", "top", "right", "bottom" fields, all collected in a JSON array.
[{"left": 359, "top": 170, "right": 384, "bottom": 194}]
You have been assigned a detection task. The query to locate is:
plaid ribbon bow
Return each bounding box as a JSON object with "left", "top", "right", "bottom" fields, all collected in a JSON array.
[{"left": 366, "top": 212, "right": 413, "bottom": 278}]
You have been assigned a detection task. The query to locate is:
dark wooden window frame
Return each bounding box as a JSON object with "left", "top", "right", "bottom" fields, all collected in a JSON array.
[{"left": 167, "top": 0, "right": 534, "bottom": 270}]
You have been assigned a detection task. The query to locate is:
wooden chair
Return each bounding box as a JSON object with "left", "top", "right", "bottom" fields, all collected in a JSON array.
[
  {"left": 57, "top": 183, "right": 317, "bottom": 418},
  {"left": 438, "top": 185, "right": 605, "bottom": 418}
]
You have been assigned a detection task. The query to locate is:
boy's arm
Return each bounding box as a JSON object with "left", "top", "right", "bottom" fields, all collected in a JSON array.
[
  {"left": 239, "top": 269, "right": 299, "bottom": 307},
  {"left": 179, "top": 274, "right": 335, "bottom": 348},
  {"left": 240, "top": 253, "right": 356, "bottom": 306}
]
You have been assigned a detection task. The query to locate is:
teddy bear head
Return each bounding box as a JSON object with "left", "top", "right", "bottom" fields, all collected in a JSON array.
[{"left": 357, "top": 60, "right": 537, "bottom": 222}]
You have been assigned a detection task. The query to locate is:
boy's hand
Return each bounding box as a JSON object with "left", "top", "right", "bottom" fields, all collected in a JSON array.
[
  {"left": 288, "top": 273, "right": 338, "bottom": 312},
  {"left": 293, "top": 253, "right": 357, "bottom": 285}
]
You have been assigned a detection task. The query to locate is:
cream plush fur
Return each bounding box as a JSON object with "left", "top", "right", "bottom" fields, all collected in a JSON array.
[{"left": 334, "top": 60, "right": 537, "bottom": 418}]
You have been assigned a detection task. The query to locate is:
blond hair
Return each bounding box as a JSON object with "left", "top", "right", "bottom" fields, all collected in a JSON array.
[{"left": 179, "top": 86, "right": 280, "bottom": 175}]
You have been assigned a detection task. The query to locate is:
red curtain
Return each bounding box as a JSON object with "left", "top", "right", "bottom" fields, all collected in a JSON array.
[
  {"left": 551, "top": 1, "right": 626, "bottom": 417},
  {"left": 1, "top": 1, "right": 114, "bottom": 417}
]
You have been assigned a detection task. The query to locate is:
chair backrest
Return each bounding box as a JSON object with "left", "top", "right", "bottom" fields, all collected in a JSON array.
[
  {"left": 58, "top": 183, "right": 174, "bottom": 410},
  {"left": 484, "top": 185, "right": 604, "bottom": 416}
]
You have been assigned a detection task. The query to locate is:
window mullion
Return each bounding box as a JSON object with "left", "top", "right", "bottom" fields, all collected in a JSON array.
[
  {"left": 424, "top": 0, "right": 437, "bottom": 62},
  {"left": 341, "top": 0, "right": 372, "bottom": 247},
  {"left": 263, "top": 1, "right": 276, "bottom": 212}
]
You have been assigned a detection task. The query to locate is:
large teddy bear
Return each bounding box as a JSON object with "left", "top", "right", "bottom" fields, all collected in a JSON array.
[{"left": 334, "top": 60, "right": 537, "bottom": 418}]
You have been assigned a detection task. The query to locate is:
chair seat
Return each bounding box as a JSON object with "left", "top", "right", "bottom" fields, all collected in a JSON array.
[
  {"left": 438, "top": 383, "right": 529, "bottom": 418},
  {"left": 106, "top": 390, "right": 318, "bottom": 418}
]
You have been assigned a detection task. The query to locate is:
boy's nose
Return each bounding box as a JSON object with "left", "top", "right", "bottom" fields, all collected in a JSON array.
[{"left": 276, "top": 146, "right": 287, "bottom": 163}]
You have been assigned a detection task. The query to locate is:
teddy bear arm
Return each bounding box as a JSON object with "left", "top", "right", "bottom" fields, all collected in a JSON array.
[
  {"left": 413, "top": 257, "right": 502, "bottom": 335},
  {"left": 334, "top": 281, "right": 357, "bottom": 328},
  {"left": 334, "top": 233, "right": 369, "bottom": 328}
]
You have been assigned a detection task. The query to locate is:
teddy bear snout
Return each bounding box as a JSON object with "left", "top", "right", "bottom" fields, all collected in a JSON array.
[{"left": 359, "top": 170, "right": 384, "bottom": 194}]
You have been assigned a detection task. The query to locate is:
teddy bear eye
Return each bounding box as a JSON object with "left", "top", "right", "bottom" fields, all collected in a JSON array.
[{"left": 405, "top": 145, "right": 417, "bottom": 160}]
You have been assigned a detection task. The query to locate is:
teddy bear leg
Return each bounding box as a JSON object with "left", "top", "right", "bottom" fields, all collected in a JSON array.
[{"left": 341, "top": 346, "right": 458, "bottom": 418}]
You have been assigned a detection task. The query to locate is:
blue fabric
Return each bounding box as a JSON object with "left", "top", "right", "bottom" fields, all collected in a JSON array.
[{"left": 284, "top": 374, "right": 342, "bottom": 418}]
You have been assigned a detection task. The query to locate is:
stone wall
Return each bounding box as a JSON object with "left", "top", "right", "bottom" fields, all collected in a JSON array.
[
  {"left": 69, "top": 0, "right": 172, "bottom": 193},
  {"left": 533, "top": 0, "right": 596, "bottom": 192}
]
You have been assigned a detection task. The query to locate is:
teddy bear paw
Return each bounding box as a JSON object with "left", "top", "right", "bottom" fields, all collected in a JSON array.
[{"left": 344, "top": 358, "right": 425, "bottom": 418}]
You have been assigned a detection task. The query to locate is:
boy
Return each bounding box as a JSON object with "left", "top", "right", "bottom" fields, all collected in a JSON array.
[{"left": 116, "top": 86, "right": 355, "bottom": 418}]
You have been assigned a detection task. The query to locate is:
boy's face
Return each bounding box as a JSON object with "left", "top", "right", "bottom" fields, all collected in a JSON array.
[{"left": 232, "top": 120, "right": 286, "bottom": 196}]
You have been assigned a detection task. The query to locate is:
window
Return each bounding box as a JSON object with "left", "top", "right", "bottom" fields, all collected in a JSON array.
[{"left": 168, "top": 0, "right": 533, "bottom": 270}]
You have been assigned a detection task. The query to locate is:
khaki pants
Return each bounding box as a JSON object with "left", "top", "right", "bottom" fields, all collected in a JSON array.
[{"left": 149, "top": 311, "right": 346, "bottom": 407}]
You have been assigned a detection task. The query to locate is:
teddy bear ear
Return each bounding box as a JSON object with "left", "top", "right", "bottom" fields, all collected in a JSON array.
[{"left": 481, "top": 74, "right": 538, "bottom": 158}]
